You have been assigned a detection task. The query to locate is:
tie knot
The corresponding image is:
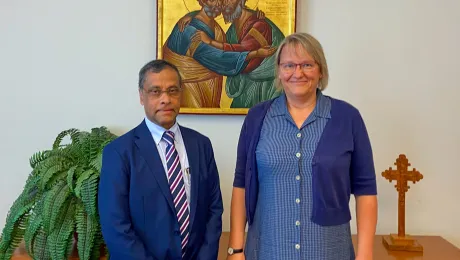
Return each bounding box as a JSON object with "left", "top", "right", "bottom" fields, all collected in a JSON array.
[{"left": 162, "top": 131, "right": 175, "bottom": 145}]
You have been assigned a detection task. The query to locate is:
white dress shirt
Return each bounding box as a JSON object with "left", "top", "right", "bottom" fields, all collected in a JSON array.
[{"left": 144, "top": 117, "right": 191, "bottom": 208}]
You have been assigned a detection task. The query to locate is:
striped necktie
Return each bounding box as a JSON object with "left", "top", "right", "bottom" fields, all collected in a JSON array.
[{"left": 162, "top": 131, "right": 190, "bottom": 257}]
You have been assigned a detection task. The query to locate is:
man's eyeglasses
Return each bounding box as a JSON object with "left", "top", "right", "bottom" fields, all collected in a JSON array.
[
  {"left": 144, "top": 87, "right": 182, "bottom": 98},
  {"left": 279, "top": 62, "right": 317, "bottom": 74}
]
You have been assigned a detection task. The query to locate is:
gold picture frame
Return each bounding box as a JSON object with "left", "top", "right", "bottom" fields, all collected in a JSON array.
[{"left": 156, "top": 0, "right": 297, "bottom": 114}]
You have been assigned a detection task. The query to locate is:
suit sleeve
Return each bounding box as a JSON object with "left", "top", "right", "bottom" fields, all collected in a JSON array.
[
  {"left": 98, "top": 145, "right": 155, "bottom": 260},
  {"left": 350, "top": 110, "right": 377, "bottom": 196},
  {"left": 196, "top": 138, "right": 224, "bottom": 260}
]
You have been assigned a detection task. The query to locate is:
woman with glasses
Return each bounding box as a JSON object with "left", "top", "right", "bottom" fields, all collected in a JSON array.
[{"left": 226, "top": 32, "right": 378, "bottom": 260}]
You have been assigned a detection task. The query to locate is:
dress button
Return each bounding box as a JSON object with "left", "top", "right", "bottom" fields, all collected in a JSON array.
[
  {"left": 296, "top": 175, "right": 300, "bottom": 181},
  {"left": 295, "top": 198, "right": 300, "bottom": 204},
  {"left": 295, "top": 220, "right": 300, "bottom": 226},
  {"left": 295, "top": 244, "right": 300, "bottom": 250},
  {"left": 297, "top": 133, "right": 301, "bottom": 138},
  {"left": 296, "top": 152, "right": 301, "bottom": 158}
]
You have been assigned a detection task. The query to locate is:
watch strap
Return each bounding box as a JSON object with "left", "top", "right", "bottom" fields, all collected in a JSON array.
[{"left": 228, "top": 247, "right": 244, "bottom": 255}]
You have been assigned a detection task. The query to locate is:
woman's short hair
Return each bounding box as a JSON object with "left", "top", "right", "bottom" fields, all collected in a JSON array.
[{"left": 274, "top": 32, "right": 329, "bottom": 90}]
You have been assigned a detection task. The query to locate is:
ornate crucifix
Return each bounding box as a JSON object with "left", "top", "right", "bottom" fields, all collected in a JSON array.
[{"left": 381, "top": 154, "right": 424, "bottom": 252}]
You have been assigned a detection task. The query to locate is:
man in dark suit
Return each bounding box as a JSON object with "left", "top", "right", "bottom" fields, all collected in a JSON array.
[{"left": 98, "top": 59, "right": 224, "bottom": 260}]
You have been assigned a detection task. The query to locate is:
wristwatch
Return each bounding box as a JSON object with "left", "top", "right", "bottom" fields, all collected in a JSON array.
[{"left": 227, "top": 247, "right": 244, "bottom": 255}]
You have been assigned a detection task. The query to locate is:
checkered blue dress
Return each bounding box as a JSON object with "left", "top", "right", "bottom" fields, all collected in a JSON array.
[{"left": 244, "top": 92, "right": 355, "bottom": 260}]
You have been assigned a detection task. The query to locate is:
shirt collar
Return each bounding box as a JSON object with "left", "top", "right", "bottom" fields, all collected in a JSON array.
[
  {"left": 270, "top": 89, "right": 331, "bottom": 119},
  {"left": 144, "top": 117, "right": 181, "bottom": 146}
]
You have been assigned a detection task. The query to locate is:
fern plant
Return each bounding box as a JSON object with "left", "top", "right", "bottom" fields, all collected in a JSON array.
[{"left": 0, "top": 126, "right": 118, "bottom": 260}]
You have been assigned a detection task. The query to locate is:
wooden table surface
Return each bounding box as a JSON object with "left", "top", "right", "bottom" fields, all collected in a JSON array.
[
  {"left": 218, "top": 234, "right": 460, "bottom": 260},
  {"left": 12, "top": 233, "right": 460, "bottom": 260}
]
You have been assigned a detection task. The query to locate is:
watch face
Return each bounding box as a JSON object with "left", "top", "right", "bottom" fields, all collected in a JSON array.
[{"left": 228, "top": 248, "right": 234, "bottom": 255}]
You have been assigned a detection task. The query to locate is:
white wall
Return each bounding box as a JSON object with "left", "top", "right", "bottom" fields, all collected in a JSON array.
[{"left": 1, "top": 0, "right": 459, "bottom": 248}]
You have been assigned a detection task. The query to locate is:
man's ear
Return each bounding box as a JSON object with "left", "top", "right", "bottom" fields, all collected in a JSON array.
[{"left": 139, "top": 88, "right": 145, "bottom": 106}]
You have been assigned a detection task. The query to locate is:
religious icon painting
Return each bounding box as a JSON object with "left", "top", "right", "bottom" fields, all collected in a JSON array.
[{"left": 156, "top": 0, "right": 298, "bottom": 114}]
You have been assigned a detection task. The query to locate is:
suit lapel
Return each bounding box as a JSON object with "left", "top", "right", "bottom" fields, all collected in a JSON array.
[
  {"left": 180, "top": 126, "right": 200, "bottom": 231},
  {"left": 134, "top": 120, "right": 175, "bottom": 214}
]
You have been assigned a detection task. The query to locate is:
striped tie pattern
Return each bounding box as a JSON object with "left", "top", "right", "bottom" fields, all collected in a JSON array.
[{"left": 162, "top": 131, "right": 190, "bottom": 257}]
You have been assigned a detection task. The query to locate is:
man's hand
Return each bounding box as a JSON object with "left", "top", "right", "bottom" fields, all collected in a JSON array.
[
  {"left": 191, "top": 30, "right": 212, "bottom": 45},
  {"left": 255, "top": 7, "right": 266, "bottom": 20},
  {"left": 255, "top": 46, "right": 277, "bottom": 58}
]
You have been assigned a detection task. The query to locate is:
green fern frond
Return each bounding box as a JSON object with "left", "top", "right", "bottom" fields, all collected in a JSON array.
[
  {"left": 64, "top": 230, "right": 75, "bottom": 258},
  {"left": 24, "top": 192, "right": 46, "bottom": 255},
  {"left": 18, "top": 172, "right": 41, "bottom": 207},
  {"left": 52, "top": 128, "right": 79, "bottom": 149},
  {"left": 67, "top": 166, "right": 78, "bottom": 192},
  {"left": 89, "top": 152, "right": 103, "bottom": 172},
  {"left": 30, "top": 228, "right": 51, "bottom": 260},
  {"left": 46, "top": 170, "right": 70, "bottom": 191},
  {"left": 42, "top": 181, "right": 71, "bottom": 233},
  {"left": 34, "top": 149, "right": 77, "bottom": 175},
  {"left": 1, "top": 126, "right": 117, "bottom": 260},
  {"left": 76, "top": 202, "right": 98, "bottom": 260},
  {"left": 90, "top": 228, "right": 104, "bottom": 260},
  {"left": 74, "top": 169, "right": 95, "bottom": 198},
  {"left": 69, "top": 129, "right": 85, "bottom": 143},
  {"left": 48, "top": 197, "right": 76, "bottom": 260},
  {"left": 0, "top": 173, "right": 40, "bottom": 257},
  {"left": 29, "top": 150, "right": 50, "bottom": 169},
  {"left": 0, "top": 201, "right": 30, "bottom": 248},
  {"left": 24, "top": 212, "right": 42, "bottom": 254},
  {"left": 0, "top": 205, "right": 28, "bottom": 251},
  {"left": 74, "top": 132, "right": 90, "bottom": 151},
  {"left": 40, "top": 164, "right": 65, "bottom": 189},
  {"left": 80, "top": 174, "right": 99, "bottom": 217},
  {"left": 0, "top": 214, "right": 29, "bottom": 260},
  {"left": 34, "top": 155, "right": 67, "bottom": 189},
  {"left": 33, "top": 152, "right": 60, "bottom": 169}
]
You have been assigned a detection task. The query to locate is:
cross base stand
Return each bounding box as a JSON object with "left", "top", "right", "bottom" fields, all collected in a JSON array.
[{"left": 382, "top": 234, "right": 424, "bottom": 252}]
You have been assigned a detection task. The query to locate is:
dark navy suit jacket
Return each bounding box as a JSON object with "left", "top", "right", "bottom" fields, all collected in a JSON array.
[{"left": 98, "top": 120, "right": 223, "bottom": 260}]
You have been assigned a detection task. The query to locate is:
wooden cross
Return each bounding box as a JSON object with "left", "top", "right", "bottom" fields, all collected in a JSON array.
[{"left": 382, "top": 154, "right": 424, "bottom": 252}]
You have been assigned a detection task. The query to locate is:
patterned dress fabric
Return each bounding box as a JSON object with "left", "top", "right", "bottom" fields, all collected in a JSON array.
[{"left": 245, "top": 92, "right": 355, "bottom": 260}]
